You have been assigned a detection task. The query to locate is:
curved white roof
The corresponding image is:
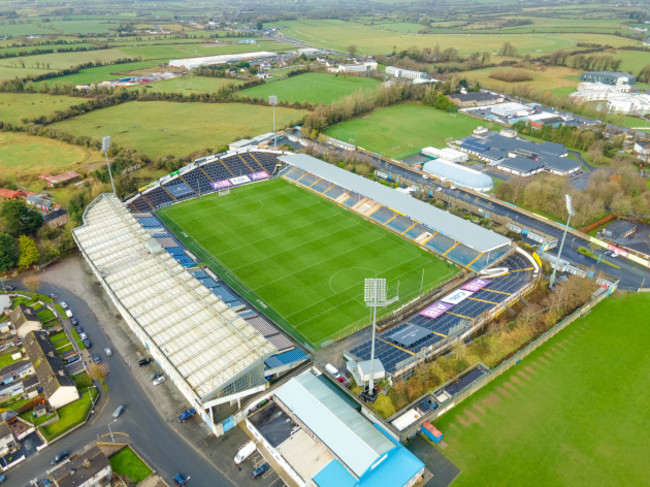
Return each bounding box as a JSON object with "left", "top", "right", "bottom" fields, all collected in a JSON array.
[{"left": 423, "top": 159, "right": 493, "bottom": 192}]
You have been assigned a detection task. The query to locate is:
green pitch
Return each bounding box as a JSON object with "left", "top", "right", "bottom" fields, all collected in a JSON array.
[
  {"left": 158, "top": 178, "right": 456, "bottom": 348},
  {"left": 434, "top": 292, "right": 650, "bottom": 486}
]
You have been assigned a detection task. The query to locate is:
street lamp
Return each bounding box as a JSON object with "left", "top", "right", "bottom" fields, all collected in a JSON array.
[
  {"left": 364, "top": 278, "right": 398, "bottom": 396},
  {"left": 268, "top": 96, "right": 277, "bottom": 147},
  {"left": 102, "top": 136, "right": 116, "bottom": 194},
  {"left": 550, "top": 194, "right": 575, "bottom": 288}
]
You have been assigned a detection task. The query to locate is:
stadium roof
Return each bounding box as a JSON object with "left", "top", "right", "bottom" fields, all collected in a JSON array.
[
  {"left": 422, "top": 159, "right": 494, "bottom": 192},
  {"left": 279, "top": 153, "right": 510, "bottom": 253},
  {"left": 73, "top": 194, "right": 275, "bottom": 400},
  {"left": 275, "top": 371, "right": 395, "bottom": 478}
]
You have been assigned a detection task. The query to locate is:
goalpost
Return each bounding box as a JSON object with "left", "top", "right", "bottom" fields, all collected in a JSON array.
[{"left": 219, "top": 189, "right": 230, "bottom": 196}]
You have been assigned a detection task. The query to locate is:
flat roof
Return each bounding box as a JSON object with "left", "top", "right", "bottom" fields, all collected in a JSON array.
[
  {"left": 73, "top": 194, "right": 276, "bottom": 401},
  {"left": 275, "top": 371, "right": 395, "bottom": 477},
  {"left": 279, "top": 153, "right": 510, "bottom": 253}
]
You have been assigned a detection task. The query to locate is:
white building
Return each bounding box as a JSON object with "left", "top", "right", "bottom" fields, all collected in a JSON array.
[
  {"left": 421, "top": 146, "right": 468, "bottom": 163},
  {"left": 385, "top": 66, "right": 427, "bottom": 80},
  {"left": 169, "top": 51, "right": 277, "bottom": 70},
  {"left": 330, "top": 62, "right": 378, "bottom": 74}
]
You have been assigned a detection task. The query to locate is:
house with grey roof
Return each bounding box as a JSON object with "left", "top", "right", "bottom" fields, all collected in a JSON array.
[
  {"left": 23, "top": 331, "right": 79, "bottom": 409},
  {"left": 9, "top": 304, "right": 42, "bottom": 338},
  {"left": 51, "top": 445, "right": 112, "bottom": 487}
]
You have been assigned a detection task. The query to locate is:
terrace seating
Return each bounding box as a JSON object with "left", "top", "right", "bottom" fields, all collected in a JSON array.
[
  {"left": 347, "top": 339, "right": 413, "bottom": 374},
  {"left": 386, "top": 215, "right": 415, "bottom": 234},
  {"left": 424, "top": 233, "right": 456, "bottom": 255},
  {"left": 251, "top": 151, "right": 280, "bottom": 171},
  {"left": 446, "top": 244, "right": 480, "bottom": 267},
  {"left": 142, "top": 186, "right": 174, "bottom": 210},
  {"left": 369, "top": 206, "right": 396, "bottom": 225},
  {"left": 202, "top": 159, "right": 234, "bottom": 181},
  {"left": 284, "top": 168, "right": 306, "bottom": 181},
  {"left": 177, "top": 169, "right": 212, "bottom": 196}
]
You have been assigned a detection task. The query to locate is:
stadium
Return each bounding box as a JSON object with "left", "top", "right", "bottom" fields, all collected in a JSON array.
[{"left": 74, "top": 147, "right": 537, "bottom": 437}]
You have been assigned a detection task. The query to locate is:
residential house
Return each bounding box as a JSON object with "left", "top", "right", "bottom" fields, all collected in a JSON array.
[
  {"left": 51, "top": 445, "right": 113, "bottom": 487},
  {"left": 9, "top": 304, "right": 42, "bottom": 339}
]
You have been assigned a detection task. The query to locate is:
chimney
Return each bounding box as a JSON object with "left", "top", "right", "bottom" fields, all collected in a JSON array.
[{"left": 83, "top": 458, "right": 91, "bottom": 468}]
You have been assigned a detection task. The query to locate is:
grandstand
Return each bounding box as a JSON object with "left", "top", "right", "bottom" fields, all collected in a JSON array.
[
  {"left": 73, "top": 193, "right": 289, "bottom": 437},
  {"left": 278, "top": 153, "right": 513, "bottom": 271},
  {"left": 345, "top": 250, "right": 538, "bottom": 378},
  {"left": 125, "top": 150, "right": 281, "bottom": 213}
]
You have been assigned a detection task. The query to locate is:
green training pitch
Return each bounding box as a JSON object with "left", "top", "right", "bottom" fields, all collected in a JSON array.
[
  {"left": 326, "top": 103, "right": 483, "bottom": 160},
  {"left": 158, "top": 178, "right": 456, "bottom": 348},
  {"left": 238, "top": 73, "right": 379, "bottom": 105},
  {"left": 434, "top": 292, "right": 650, "bottom": 487}
]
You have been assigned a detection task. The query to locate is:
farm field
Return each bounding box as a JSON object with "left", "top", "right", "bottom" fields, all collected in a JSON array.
[
  {"left": 238, "top": 72, "right": 380, "bottom": 105},
  {"left": 0, "top": 132, "right": 97, "bottom": 177},
  {"left": 50, "top": 101, "right": 308, "bottom": 158},
  {"left": 325, "top": 103, "right": 483, "bottom": 160},
  {"left": 0, "top": 93, "right": 84, "bottom": 126},
  {"left": 269, "top": 19, "right": 641, "bottom": 56},
  {"left": 158, "top": 178, "right": 456, "bottom": 348},
  {"left": 459, "top": 66, "right": 582, "bottom": 97},
  {"left": 434, "top": 292, "right": 650, "bottom": 487},
  {"left": 143, "top": 75, "right": 245, "bottom": 94},
  {"left": 117, "top": 40, "right": 295, "bottom": 61}
]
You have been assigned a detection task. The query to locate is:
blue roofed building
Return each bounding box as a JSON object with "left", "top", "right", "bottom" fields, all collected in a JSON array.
[{"left": 247, "top": 370, "right": 425, "bottom": 487}]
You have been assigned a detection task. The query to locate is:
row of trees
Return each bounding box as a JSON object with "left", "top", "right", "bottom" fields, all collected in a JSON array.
[
  {"left": 545, "top": 50, "right": 623, "bottom": 72},
  {"left": 495, "top": 155, "right": 649, "bottom": 226}
]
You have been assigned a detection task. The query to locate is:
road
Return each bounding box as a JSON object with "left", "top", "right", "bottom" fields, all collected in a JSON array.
[
  {"left": 302, "top": 133, "right": 650, "bottom": 290},
  {"left": 4, "top": 275, "right": 235, "bottom": 487}
]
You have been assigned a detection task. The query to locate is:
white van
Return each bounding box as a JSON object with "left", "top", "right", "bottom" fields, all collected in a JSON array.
[{"left": 234, "top": 441, "right": 256, "bottom": 464}]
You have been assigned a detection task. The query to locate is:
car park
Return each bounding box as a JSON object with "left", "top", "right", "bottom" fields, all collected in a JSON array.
[
  {"left": 153, "top": 375, "right": 166, "bottom": 386},
  {"left": 251, "top": 464, "right": 269, "bottom": 479},
  {"left": 83, "top": 339, "right": 92, "bottom": 348},
  {"left": 50, "top": 451, "right": 69, "bottom": 465},
  {"left": 138, "top": 358, "right": 152, "bottom": 367},
  {"left": 173, "top": 473, "right": 189, "bottom": 486},
  {"left": 104, "top": 347, "right": 112, "bottom": 357},
  {"left": 60, "top": 301, "right": 68, "bottom": 309},
  {"left": 91, "top": 354, "right": 102, "bottom": 364},
  {"left": 113, "top": 405, "right": 125, "bottom": 418}
]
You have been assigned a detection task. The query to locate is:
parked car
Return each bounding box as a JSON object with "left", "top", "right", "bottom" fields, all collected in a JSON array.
[
  {"left": 77, "top": 326, "right": 84, "bottom": 334},
  {"left": 0, "top": 473, "right": 5, "bottom": 483},
  {"left": 79, "top": 332, "right": 88, "bottom": 340},
  {"left": 151, "top": 372, "right": 162, "bottom": 380},
  {"left": 40, "top": 479, "right": 53, "bottom": 487},
  {"left": 113, "top": 405, "right": 125, "bottom": 418},
  {"left": 65, "top": 355, "right": 80, "bottom": 365},
  {"left": 70, "top": 318, "right": 79, "bottom": 326},
  {"left": 234, "top": 441, "right": 256, "bottom": 464},
  {"left": 50, "top": 451, "right": 69, "bottom": 465},
  {"left": 83, "top": 339, "right": 92, "bottom": 349},
  {"left": 177, "top": 408, "right": 196, "bottom": 422},
  {"left": 104, "top": 347, "right": 112, "bottom": 357},
  {"left": 91, "top": 354, "right": 102, "bottom": 364},
  {"left": 48, "top": 293, "right": 57, "bottom": 299},
  {"left": 60, "top": 302, "right": 68, "bottom": 309},
  {"left": 251, "top": 464, "right": 269, "bottom": 479},
  {"left": 153, "top": 375, "right": 166, "bottom": 386},
  {"left": 138, "top": 358, "right": 152, "bottom": 367},
  {"left": 65, "top": 310, "right": 73, "bottom": 319},
  {"left": 4, "top": 285, "right": 14, "bottom": 291},
  {"left": 173, "top": 474, "right": 189, "bottom": 486}
]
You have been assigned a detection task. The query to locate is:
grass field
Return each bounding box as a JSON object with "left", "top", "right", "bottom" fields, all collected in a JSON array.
[
  {"left": 143, "top": 75, "right": 245, "bottom": 94},
  {"left": 0, "top": 93, "right": 85, "bottom": 126},
  {"left": 0, "top": 132, "right": 97, "bottom": 178},
  {"left": 326, "top": 103, "right": 483, "bottom": 160},
  {"left": 434, "top": 292, "right": 650, "bottom": 486},
  {"left": 35, "top": 60, "right": 167, "bottom": 88},
  {"left": 110, "top": 447, "right": 152, "bottom": 483},
  {"left": 238, "top": 73, "right": 380, "bottom": 105},
  {"left": 50, "top": 101, "right": 307, "bottom": 158},
  {"left": 158, "top": 178, "right": 456, "bottom": 348}
]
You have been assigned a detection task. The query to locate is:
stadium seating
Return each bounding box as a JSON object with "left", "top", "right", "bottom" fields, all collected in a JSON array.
[
  {"left": 342, "top": 192, "right": 364, "bottom": 208},
  {"left": 323, "top": 185, "right": 346, "bottom": 200},
  {"left": 386, "top": 215, "right": 415, "bottom": 234},
  {"left": 369, "top": 206, "right": 396, "bottom": 225},
  {"left": 297, "top": 172, "right": 318, "bottom": 188},
  {"left": 443, "top": 367, "right": 486, "bottom": 396},
  {"left": 446, "top": 244, "right": 480, "bottom": 267},
  {"left": 284, "top": 168, "right": 306, "bottom": 181},
  {"left": 404, "top": 224, "right": 429, "bottom": 240},
  {"left": 424, "top": 232, "right": 456, "bottom": 255},
  {"left": 310, "top": 179, "right": 331, "bottom": 193},
  {"left": 142, "top": 186, "right": 174, "bottom": 210},
  {"left": 180, "top": 168, "right": 213, "bottom": 196},
  {"left": 264, "top": 349, "right": 309, "bottom": 370}
]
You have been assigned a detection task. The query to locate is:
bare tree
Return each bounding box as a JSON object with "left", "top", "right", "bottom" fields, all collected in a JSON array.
[
  {"left": 87, "top": 363, "right": 109, "bottom": 385},
  {"left": 23, "top": 275, "right": 41, "bottom": 294}
]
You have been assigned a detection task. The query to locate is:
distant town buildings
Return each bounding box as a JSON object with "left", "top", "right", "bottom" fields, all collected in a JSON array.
[
  {"left": 579, "top": 71, "right": 636, "bottom": 86},
  {"left": 330, "top": 61, "right": 378, "bottom": 74},
  {"left": 385, "top": 66, "right": 427, "bottom": 80},
  {"left": 570, "top": 82, "right": 650, "bottom": 115},
  {"left": 169, "top": 51, "right": 278, "bottom": 70}
]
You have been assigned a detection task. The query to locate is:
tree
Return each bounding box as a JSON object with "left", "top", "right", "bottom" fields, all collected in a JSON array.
[
  {"left": 17, "top": 235, "right": 40, "bottom": 269},
  {"left": 88, "top": 363, "right": 109, "bottom": 385},
  {"left": 1, "top": 201, "right": 43, "bottom": 235},
  {"left": 23, "top": 275, "right": 41, "bottom": 293},
  {"left": 0, "top": 233, "right": 17, "bottom": 272},
  {"left": 498, "top": 42, "right": 518, "bottom": 57},
  {"left": 347, "top": 44, "right": 358, "bottom": 57}
]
